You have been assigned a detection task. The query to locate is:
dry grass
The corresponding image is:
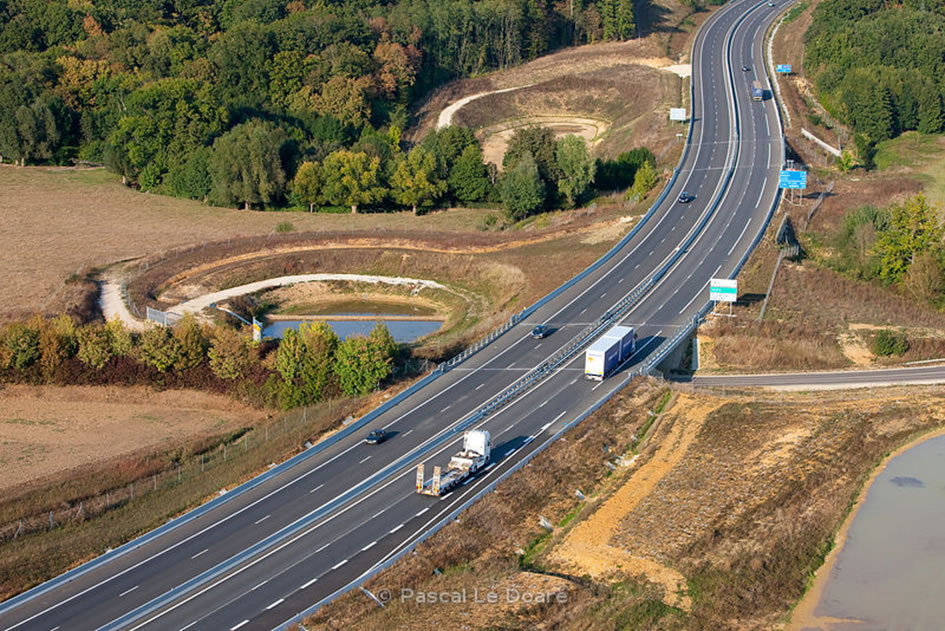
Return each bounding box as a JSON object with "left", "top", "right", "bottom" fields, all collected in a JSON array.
[
  {"left": 0, "top": 391, "right": 369, "bottom": 599},
  {"left": 0, "top": 384, "right": 265, "bottom": 493},
  {"left": 305, "top": 382, "right": 945, "bottom": 631}
]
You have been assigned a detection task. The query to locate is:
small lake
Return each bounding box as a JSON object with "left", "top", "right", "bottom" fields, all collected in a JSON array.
[
  {"left": 798, "top": 433, "right": 945, "bottom": 630},
  {"left": 263, "top": 318, "right": 442, "bottom": 343}
]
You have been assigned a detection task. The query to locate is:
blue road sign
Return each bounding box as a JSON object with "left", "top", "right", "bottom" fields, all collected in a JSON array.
[
  {"left": 779, "top": 170, "right": 807, "bottom": 189},
  {"left": 776, "top": 64, "right": 792, "bottom": 73}
]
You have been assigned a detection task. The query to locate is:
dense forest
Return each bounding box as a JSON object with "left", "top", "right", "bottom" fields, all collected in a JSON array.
[
  {"left": 804, "top": 0, "right": 945, "bottom": 162},
  {"left": 0, "top": 0, "right": 642, "bottom": 213}
]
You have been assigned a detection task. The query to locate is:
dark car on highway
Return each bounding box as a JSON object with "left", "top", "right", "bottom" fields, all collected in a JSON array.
[
  {"left": 677, "top": 192, "right": 692, "bottom": 203},
  {"left": 364, "top": 429, "right": 390, "bottom": 445},
  {"left": 531, "top": 324, "right": 549, "bottom": 339}
]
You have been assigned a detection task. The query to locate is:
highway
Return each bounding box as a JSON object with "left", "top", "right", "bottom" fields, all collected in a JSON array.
[
  {"left": 0, "top": 1, "right": 789, "bottom": 629},
  {"left": 689, "top": 363, "right": 945, "bottom": 389}
]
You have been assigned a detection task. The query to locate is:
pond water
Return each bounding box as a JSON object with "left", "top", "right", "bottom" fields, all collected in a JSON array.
[
  {"left": 797, "top": 433, "right": 945, "bottom": 630},
  {"left": 263, "top": 318, "right": 442, "bottom": 343}
]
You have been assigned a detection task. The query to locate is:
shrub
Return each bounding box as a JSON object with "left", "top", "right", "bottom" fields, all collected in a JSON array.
[
  {"left": 38, "top": 314, "right": 78, "bottom": 378},
  {"left": 208, "top": 327, "right": 250, "bottom": 380},
  {"left": 173, "top": 314, "right": 209, "bottom": 370},
  {"left": 106, "top": 317, "right": 134, "bottom": 356},
  {"left": 4, "top": 322, "right": 40, "bottom": 370},
  {"left": 333, "top": 334, "right": 394, "bottom": 396},
  {"left": 275, "top": 221, "right": 295, "bottom": 233},
  {"left": 872, "top": 329, "right": 909, "bottom": 356},
  {"left": 137, "top": 326, "right": 184, "bottom": 373},
  {"left": 77, "top": 323, "right": 114, "bottom": 370}
]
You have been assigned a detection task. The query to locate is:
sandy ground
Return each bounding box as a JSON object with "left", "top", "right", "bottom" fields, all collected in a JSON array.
[
  {"left": 0, "top": 385, "right": 266, "bottom": 492},
  {"left": 549, "top": 393, "right": 715, "bottom": 610},
  {"left": 480, "top": 117, "right": 609, "bottom": 170}
]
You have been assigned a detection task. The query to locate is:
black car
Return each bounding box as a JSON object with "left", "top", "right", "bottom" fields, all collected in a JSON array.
[
  {"left": 677, "top": 192, "right": 692, "bottom": 203},
  {"left": 742, "top": 64, "right": 751, "bottom": 71},
  {"left": 364, "top": 429, "right": 390, "bottom": 445},
  {"left": 531, "top": 324, "right": 549, "bottom": 339}
]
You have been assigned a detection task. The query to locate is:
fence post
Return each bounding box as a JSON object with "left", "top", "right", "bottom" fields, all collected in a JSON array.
[
  {"left": 178, "top": 465, "right": 181, "bottom": 484},
  {"left": 130, "top": 482, "right": 134, "bottom": 500},
  {"left": 49, "top": 511, "right": 54, "bottom": 530}
]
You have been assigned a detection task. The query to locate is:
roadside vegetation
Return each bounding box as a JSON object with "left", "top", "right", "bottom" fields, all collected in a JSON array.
[
  {"left": 804, "top": 0, "right": 945, "bottom": 166},
  {"left": 0, "top": 313, "right": 399, "bottom": 409},
  {"left": 303, "top": 383, "right": 945, "bottom": 631}
]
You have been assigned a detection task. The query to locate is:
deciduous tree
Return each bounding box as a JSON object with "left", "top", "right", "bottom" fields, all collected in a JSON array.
[
  {"left": 499, "top": 151, "right": 545, "bottom": 220},
  {"left": 209, "top": 119, "right": 288, "bottom": 209},
  {"left": 390, "top": 146, "right": 445, "bottom": 213},
  {"left": 319, "top": 149, "right": 386, "bottom": 213},
  {"left": 555, "top": 134, "right": 595, "bottom": 208}
]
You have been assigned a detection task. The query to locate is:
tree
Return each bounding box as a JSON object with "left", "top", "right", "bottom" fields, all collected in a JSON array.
[
  {"left": 333, "top": 334, "right": 393, "bottom": 396},
  {"left": 627, "top": 160, "right": 658, "bottom": 201},
  {"left": 274, "top": 322, "right": 339, "bottom": 407},
  {"left": 836, "top": 149, "right": 855, "bottom": 173},
  {"left": 368, "top": 323, "right": 398, "bottom": 360},
  {"left": 503, "top": 126, "right": 560, "bottom": 186},
  {"left": 875, "top": 194, "right": 945, "bottom": 284},
  {"left": 903, "top": 251, "right": 945, "bottom": 303},
  {"left": 38, "top": 314, "right": 77, "bottom": 378},
  {"left": 615, "top": 0, "right": 635, "bottom": 39},
  {"left": 77, "top": 324, "right": 113, "bottom": 370},
  {"left": 107, "top": 79, "right": 227, "bottom": 188},
  {"left": 423, "top": 125, "right": 478, "bottom": 179},
  {"left": 137, "top": 326, "right": 184, "bottom": 373},
  {"left": 3, "top": 322, "right": 40, "bottom": 370},
  {"left": 319, "top": 149, "right": 386, "bottom": 213},
  {"left": 173, "top": 315, "right": 208, "bottom": 371},
  {"left": 499, "top": 151, "right": 546, "bottom": 221},
  {"left": 292, "top": 161, "right": 322, "bottom": 211},
  {"left": 390, "top": 147, "right": 446, "bottom": 213},
  {"left": 555, "top": 135, "right": 596, "bottom": 208},
  {"left": 106, "top": 317, "right": 134, "bottom": 357},
  {"left": 208, "top": 327, "right": 250, "bottom": 380},
  {"left": 917, "top": 86, "right": 945, "bottom": 134},
  {"left": 166, "top": 147, "right": 212, "bottom": 200},
  {"left": 449, "top": 144, "right": 492, "bottom": 202},
  {"left": 310, "top": 75, "right": 373, "bottom": 129},
  {"left": 13, "top": 98, "right": 61, "bottom": 165},
  {"left": 209, "top": 120, "right": 288, "bottom": 209}
]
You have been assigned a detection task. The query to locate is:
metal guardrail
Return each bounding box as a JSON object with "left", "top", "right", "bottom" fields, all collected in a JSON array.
[
  {"left": 639, "top": 0, "right": 793, "bottom": 379},
  {"left": 275, "top": 370, "right": 636, "bottom": 631}
]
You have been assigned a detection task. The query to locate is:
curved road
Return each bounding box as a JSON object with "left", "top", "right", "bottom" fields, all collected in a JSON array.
[{"left": 0, "top": 1, "right": 792, "bottom": 629}]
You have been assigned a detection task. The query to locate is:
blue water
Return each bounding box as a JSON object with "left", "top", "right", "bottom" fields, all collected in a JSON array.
[
  {"left": 263, "top": 319, "right": 442, "bottom": 343},
  {"left": 802, "top": 433, "right": 945, "bottom": 630}
]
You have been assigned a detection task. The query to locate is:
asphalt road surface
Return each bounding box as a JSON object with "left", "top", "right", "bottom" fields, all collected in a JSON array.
[{"left": 0, "top": 1, "right": 793, "bottom": 629}]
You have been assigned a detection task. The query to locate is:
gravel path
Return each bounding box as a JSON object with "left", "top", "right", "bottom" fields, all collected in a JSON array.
[
  {"left": 437, "top": 85, "right": 530, "bottom": 129},
  {"left": 171, "top": 274, "right": 445, "bottom": 315},
  {"left": 101, "top": 273, "right": 446, "bottom": 327}
]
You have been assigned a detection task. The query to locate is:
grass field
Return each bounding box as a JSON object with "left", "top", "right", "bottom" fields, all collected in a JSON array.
[{"left": 874, "top": 132, "right": 945, "bottom": 208}]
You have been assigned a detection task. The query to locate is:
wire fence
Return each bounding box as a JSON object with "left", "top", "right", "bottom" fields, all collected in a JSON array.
[{"left": 0, "top": 403, "right": 336, "bottom": 544}]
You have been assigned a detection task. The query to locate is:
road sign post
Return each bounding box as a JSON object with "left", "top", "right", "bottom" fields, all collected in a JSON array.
[
  {"left": 669, "top": 107, "right": 687, "bottom": 122},
  {"left": 779, "top": 169, "right": 807, "bottom": 204},
  {"left": 709, "top": 278, "right": 737, "bottom": 317},
  {"left": 775, "top": 64, "right": 792, "bottom": 74},
  {"left": 252, "top": 317, "right": 262, "bottom": 343}
]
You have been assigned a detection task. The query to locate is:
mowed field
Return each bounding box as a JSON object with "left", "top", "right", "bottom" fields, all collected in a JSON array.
[
  {"left": 0, "top": 166, "right": 510, "bottom": 321},
  {"left": 0, "top": 384, "right": 266, "bottom": 492}
]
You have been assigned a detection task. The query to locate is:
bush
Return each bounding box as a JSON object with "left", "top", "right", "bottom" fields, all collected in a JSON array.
[
  {"left": 137, "top": 326, "right": 184, "bottom": 373},
  {"left": 173, "top": 315, "right": 209, "bottom": 370},
  {"left": 208, "top": 327, "right": 250, "bottom": 380},
  {"left": 38, "top": 314, "right": 78, "bottom": 378},
  {"left": 872, "top": 329, "right": 909, "bottom": 356},
  {"left": 106, "top": 317, "right": 134, "bottom": 356},
  {"left": 275, "top": 221, "right": 295, "bottom": 233},
  {"left": 4, "top": 322, "right": 40, "bottom": 370},
  {"left": 77, "top": 323, "right": 114, "bottom": 370}
]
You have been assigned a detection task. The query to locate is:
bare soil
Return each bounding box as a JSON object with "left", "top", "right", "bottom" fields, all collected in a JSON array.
[
  {"left": 0, "top": 384, "right": 265, "bottom": 493},
  {"left": 305, "top": 383, "right": 945, "bottom": 631}
]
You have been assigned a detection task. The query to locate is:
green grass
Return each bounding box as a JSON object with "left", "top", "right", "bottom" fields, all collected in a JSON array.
[
  {"left": 557, "top": 503, "right": 584, "bottom": 528},
  {"left": 874, "top": 132, "right": 945, "bottom": 207},
  {"left": 782, "top": 1, "right": 810, "bottom": 24},
  {"left": 519, "top": 531, "right": 552, "bottom": 569}
]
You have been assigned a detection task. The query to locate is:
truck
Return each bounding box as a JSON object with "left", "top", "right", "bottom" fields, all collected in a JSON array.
[
  {"left": 584, "top": 325, "right": 636, "bottom": 381},
  {"left": 416, "top": 429, "right": 492, "bottom": 496},
  {"left": 751, "top": 80, "right": 764, "bottom": 102}
]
